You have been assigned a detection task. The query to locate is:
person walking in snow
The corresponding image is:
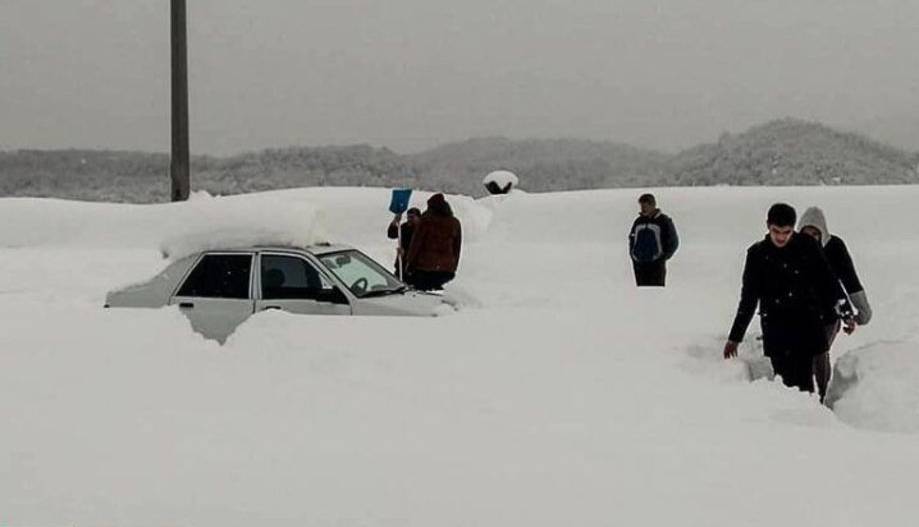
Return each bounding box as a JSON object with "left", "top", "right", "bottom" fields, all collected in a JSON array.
[
  {"left": 404, "top": 193, "right": 462, "bottom": 291},
  {"left": 723, "top": 203, "right": 855, "bottom": 394},
  {"left": 798, "top": 206, "right": 871, "bottom": 401},
  {"left": 628, "top": 193, "right": 679, "bottom": 286},
  {"left": 387, "top": 207, "right": 421, "bottom": 277}
]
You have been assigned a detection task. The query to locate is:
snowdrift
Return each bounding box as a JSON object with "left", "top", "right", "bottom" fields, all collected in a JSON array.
[
  {"left": 2, "top": 185, "right": 918, "bottom": 526},
  {"left": 829, "top": 341, "right": 919, "bottom": 432}
]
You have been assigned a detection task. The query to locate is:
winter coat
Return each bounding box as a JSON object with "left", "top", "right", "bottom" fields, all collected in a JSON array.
[
  {"left": 628, "top": 210, "right": 679, "bottom": 263},
  {"left": 798, "top": 207, "right": 871, "bottom": 324},
  {"left": 728, "top": 232, "right": 850, "bottom": 357},
  {"left": 405, "top": 208, "right": 462, "bottom": 274},
  {"left": 387, "top": 221, "right": 415, "bottom": 253}
]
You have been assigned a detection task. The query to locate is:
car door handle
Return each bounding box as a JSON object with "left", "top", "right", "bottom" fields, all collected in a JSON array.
[
  {"left": 179, "top": 302, "right": 194, "bottom": 309},
  {"left": 263, "top": 305, "right": 281, "bottom": 311}
]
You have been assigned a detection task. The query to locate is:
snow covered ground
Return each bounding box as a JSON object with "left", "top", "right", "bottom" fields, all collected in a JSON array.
[{"left": 2, "top": 185, "right": 918, "bottom": 526}]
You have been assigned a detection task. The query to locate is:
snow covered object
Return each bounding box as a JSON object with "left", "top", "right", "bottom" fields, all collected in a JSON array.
[
  {"left": 106, "top": 244, "right": 452, "bottom": 342},
  {"left": 483, "top": 170, "right": 519, "bottom": 194}
]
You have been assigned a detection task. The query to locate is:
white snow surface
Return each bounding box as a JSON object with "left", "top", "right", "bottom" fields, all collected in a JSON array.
[{"left": 2, "top": 185, "right": 918, "bottom": 526}]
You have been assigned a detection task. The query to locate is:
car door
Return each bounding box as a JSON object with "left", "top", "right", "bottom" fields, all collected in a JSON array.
[
  {"left": 169, "top": 252, "right": 256, "bottom": 342},
  {"left": 256, "top": 253, "right": 352, "bottom": 315}
]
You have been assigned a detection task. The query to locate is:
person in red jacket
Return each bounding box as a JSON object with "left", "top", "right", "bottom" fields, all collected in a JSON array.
[{"left": 404, "top": 193, "right": 462, "bottom": 291}]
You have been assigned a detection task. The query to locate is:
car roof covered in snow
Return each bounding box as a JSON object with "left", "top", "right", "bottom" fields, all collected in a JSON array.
[
  {"left": 170, "top": 243, "right": 356, "bottom": 257},
  {"left": 249, "top": 243, "right": 355, "bottom": 255}
]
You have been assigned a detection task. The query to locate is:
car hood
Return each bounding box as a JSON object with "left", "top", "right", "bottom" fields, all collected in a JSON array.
[{"left": 353, "top": 290, "right": 453, "bottom": 316}]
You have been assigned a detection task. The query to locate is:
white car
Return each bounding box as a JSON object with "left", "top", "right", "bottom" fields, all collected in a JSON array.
[{"left": 105, "top": 244, "right": 451, "bottom": 341}]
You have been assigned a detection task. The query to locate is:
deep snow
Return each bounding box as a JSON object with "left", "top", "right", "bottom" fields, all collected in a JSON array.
[{"left": 1, "top": 185, "right": 918, "bottom": 526}]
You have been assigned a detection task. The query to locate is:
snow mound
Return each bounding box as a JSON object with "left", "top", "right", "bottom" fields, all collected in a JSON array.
[
  {"left": 0, "top": 187, "right": 495, "bottom": 256},
  {"left": 483, "top": 170, "right": 519, "bottom": 194},
  {"left": 680, "top": 334, "right": 773, "bottom": 384},
  {"left": 828, "top": 341, "right": 919, "bottom": 433},
  {"left": 0, "top": 193, "right": 327, "bottom": 255},
  {"left": 157, "top": 197, "right": 326, "bottom": 260}
]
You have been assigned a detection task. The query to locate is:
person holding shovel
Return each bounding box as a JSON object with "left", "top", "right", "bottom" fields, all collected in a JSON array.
[{"left": 387, "top": 207, "right": 421, "bottom": 279}]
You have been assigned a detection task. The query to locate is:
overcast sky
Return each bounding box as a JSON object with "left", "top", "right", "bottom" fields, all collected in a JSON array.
[{"left": 2, "top": 0, "right": 918, "bottom": 154}]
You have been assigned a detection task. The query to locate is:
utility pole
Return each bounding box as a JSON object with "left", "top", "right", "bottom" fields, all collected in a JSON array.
[{"left": 170, "top": 0, "right": 190, "bottom": 201}]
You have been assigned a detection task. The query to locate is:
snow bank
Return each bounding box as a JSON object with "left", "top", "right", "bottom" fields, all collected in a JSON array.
[
  {"left": 0, "top": 194, "right": 325, "bottom": 255},
  {"left": 828, "top": 341, "right": 919, "bottom": 433},
  {"left": 0, "top": 187, "right": 491, "bottom": 260},
  {"left": 156, "top": 199, "right": 326, "bottom": 260}
]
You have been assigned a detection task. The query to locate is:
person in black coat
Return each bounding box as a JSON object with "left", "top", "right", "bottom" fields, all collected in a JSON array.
[
  {"left": 628, "top": 193, "right": 679, "bottom": 286},
  {"left": 798, "top": 206, "right": 871, "bottom": 401},
  {"left": 724, "top": 203, "right": 855, "bottom": 394},
  {"left": 387, "top": 207, "right": 421, "bottom": 277}
]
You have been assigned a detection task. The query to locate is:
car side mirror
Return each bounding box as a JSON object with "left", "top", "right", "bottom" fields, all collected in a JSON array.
[{"left": 317, "top": 286, "right": 349, "bottom": 305}]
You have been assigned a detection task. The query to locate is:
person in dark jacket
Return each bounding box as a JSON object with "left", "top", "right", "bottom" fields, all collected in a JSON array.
[
  {"left": 724, "top": 203, "right": 855, "bottom": 394},
  {"left": 387, "top": 207, "right": 421, "bottom": 277},
  {"left": 628, "top": 193, "right": 679, "bottom": 286},
  {"left": 798, "top": 206, "right": 871, "bottom": 401},
  {"left": 404, "top": 193, "right": 462, "bottom": 291}
]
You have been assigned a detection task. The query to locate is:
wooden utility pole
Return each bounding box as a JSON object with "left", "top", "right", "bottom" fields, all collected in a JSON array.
[{"left": 170, "top": 0, "right": 190, "bottom": 201}]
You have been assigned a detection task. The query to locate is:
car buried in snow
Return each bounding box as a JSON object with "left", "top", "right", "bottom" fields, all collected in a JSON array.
[{"left": 105, "top": 243, "right": 452, "bottom": 341}]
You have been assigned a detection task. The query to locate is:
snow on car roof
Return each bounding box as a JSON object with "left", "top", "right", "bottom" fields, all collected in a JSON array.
[
  {"left": 303, "top": 243, "right": 355, "bottom": 255},
  {"left": 161, "top": 243, "right": 356, "bottom": 259},
  {"left": 239, "top": 243, "right": 355, "bottom": 255}
]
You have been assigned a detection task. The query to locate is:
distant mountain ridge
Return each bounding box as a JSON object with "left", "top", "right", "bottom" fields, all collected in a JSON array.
[
  {"left": 410, "top": 137, "right": 670, "bottom": 192},
  {"left": 1, "top": 118, "right": 917, "bottom": 203},
  {"left": 669, "top": 118, "right": 919, "bottom": 186}
]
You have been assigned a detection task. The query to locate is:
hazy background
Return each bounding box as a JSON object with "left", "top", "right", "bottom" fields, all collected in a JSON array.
[{"left": 2, "top": 0, "right": 918, "bottom": 155}]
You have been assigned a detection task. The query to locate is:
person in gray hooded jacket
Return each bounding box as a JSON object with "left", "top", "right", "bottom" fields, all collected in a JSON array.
[{"left": 798, "top": 206, "right": 872, "bottom": 401}]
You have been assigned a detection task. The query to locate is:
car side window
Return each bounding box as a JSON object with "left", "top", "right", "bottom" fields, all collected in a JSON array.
[
  {"left": 176, "top": 254, "right": 253, "bottom": 299},
  {"left": 261, "top": 255, "right": 332, "bottom": 300}
]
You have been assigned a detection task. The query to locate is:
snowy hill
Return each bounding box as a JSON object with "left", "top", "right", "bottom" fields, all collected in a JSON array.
[
  {"left": 669, "top": 118, "right": 919, "bottom": 186},
  {"left": 4, "top": 119, "right": 918, "bottom": 202},
  {"left": 409, "top": 136, "right": 670, "bottom": 190},
  {"left": 2, "top": 185, "right": 918, "bottom": 526}
]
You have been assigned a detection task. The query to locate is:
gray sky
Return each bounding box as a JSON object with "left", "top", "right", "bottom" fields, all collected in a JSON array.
[{"left": 2, "top": 0, "right": 918, "bottom": 155}]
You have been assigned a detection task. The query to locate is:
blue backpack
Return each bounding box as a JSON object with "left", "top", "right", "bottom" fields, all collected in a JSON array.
[{"left": 632, "top": 223, "right": 663, "bottom": 263}]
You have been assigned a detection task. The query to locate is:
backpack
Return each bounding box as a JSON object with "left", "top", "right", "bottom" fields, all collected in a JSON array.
[{"left": 631, "top": 223, "right": 663, "bottom": 263}]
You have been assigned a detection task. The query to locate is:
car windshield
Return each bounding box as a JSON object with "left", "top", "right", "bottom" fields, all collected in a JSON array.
[{"left": 319, "top": 250, "right": 404, "bottom": 298}]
